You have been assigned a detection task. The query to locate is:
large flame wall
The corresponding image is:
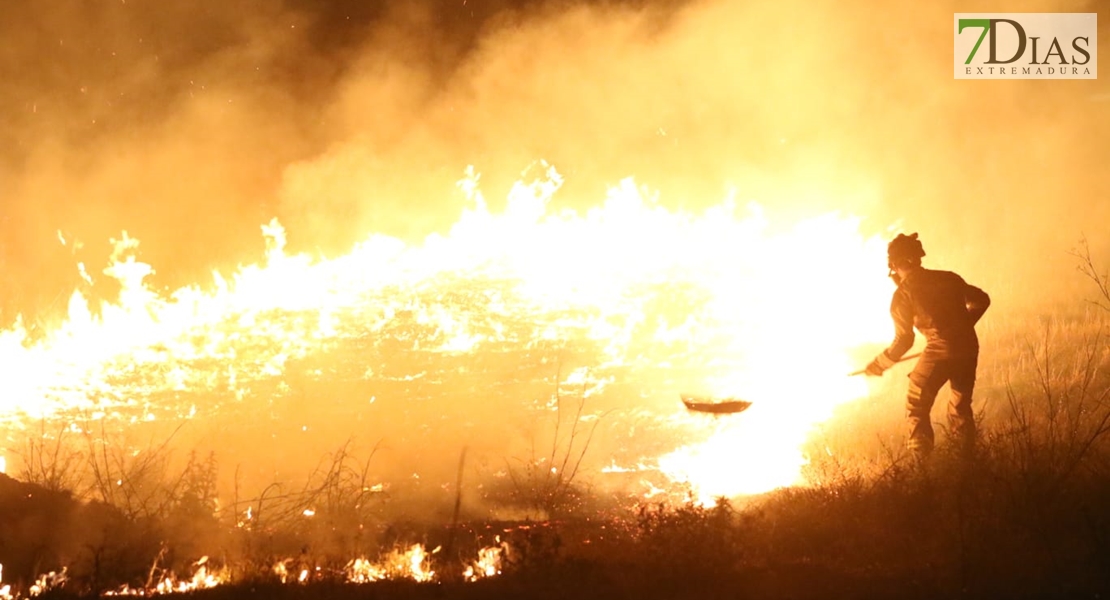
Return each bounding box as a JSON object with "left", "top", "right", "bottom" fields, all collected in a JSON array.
[{"left": 0, "top": 166, "right": 894, "bottom": 505}]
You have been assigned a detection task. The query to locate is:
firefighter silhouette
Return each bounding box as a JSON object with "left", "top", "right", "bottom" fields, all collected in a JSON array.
[{"left": 865, "top": 233, "right": 990, "bottom": 460}]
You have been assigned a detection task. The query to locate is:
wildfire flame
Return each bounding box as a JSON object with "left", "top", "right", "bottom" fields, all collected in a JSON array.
[
  {"left": 0, "top": 543, "right": 505, "bottom": 597},
  {"left": 0, "top": 565, "right": 71, "bottom": 599},
  {"left": 463, "top": 537, "right": 507, "bottom": 581},
  {"left": 104, "top": 557, "right": 226, "bottom": 597},
  {"left": 346, "top": 544, "right": 436, "bottom": 584},
  {"left": 0, "top": 163, "right": 895, "bottom": 502}
]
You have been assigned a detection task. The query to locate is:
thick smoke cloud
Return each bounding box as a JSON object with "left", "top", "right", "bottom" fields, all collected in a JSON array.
[
  {"left": 2, "top": 0, "right": 1108, "bottom": 327},
  {"left": 0, "top": 0, "right": 677, "bottom": 325}
]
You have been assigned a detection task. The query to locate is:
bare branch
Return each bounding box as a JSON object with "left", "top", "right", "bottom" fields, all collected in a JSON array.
[{"left": 1070, "top": 237, "right": 1110, "bottom": 311}]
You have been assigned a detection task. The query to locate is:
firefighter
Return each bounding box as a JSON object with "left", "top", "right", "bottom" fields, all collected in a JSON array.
[{"left": 864, "top": 233, "right": 990, "bottom": 461}]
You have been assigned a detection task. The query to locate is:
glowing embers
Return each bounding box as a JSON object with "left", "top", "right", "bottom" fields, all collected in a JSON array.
[{"left": 104, "top": 557, "right": 226, "bottom": 597}]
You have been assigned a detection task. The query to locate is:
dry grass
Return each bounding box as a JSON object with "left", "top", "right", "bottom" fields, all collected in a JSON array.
[{"left": 5, "top": 249, "right": 1110, "bottom": 598}]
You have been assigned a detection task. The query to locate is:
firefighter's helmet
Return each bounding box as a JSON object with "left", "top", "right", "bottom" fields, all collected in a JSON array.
[{"left": 888, "top": 232, "right": 925, "bottom": 265}]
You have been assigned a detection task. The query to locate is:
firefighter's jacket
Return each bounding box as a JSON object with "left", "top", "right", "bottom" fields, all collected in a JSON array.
[{"left": 881, "top": 267, "right": 990, "bottom": 363}]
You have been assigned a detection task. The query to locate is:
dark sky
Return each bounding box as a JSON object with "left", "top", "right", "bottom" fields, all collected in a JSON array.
[{"left": 2, "top": 0, "right": 1109, "bottom": 328}]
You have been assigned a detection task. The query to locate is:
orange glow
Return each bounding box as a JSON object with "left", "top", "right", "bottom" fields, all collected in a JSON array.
[
  {"left": 104, "top": 557, "right": 226, "bottom": 597},
  {"left": 346, "top": 544, "right": 436, "bottom": 583},
  {"left": 0, "top": 165, "right": 894, "bottom": 502},
  {"left": 463, "top": 538, "right": 507, "bottom": 581}
]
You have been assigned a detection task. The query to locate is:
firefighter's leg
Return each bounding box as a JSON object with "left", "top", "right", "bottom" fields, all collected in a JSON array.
[
  {"left": 947, "top": 354, "right": 979, "bottom": 455},
  {"left": 906, "top": 358, "right": 948, "bottom": 460}
]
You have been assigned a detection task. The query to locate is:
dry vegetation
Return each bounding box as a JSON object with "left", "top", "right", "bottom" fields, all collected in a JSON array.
[
  {"left": 3, "top": 249, "right": 1110, "bottom": 600},
  {"left": 2, "top": 0, "right": 1108, "bottom": 596}
]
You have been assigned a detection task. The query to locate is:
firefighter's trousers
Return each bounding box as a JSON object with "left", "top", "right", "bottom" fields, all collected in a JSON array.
[{"left": 905, "top": 353, "right": 978, "bottom": 458}]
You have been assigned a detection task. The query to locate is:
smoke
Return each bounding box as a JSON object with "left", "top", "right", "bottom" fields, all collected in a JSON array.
[
  {"left": 0, "top": 0, "right": 668, "bottom": 322},
  {"left": 2, "top": 0, "right": 1108, "bottom": 322},
  {"left": 2, "top": 0, "right": 1110, "bottom": 526}
]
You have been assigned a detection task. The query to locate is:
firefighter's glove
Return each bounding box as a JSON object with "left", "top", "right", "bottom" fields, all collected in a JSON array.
[{"left": 865, "top": 353, "right": 896, "bottom": 377}]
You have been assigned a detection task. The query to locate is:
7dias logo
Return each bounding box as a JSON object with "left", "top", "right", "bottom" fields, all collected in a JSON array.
[{"left": 955, "top": 13, "right": 1097, "bottom": 79}]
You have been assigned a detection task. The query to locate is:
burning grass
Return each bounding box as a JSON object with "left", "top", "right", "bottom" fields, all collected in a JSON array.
[
  {"left": 1, "top": 175, "right": 1110, "bottom": 597},
  {"left": 3, "top": 317, "right": 1110, "bottom": 599},
  {"left": 0, "top": 168, "right": 898, "bottom": 508},
  {"left": 4, "top": 428, "right": 1110, "bottom": 600}
]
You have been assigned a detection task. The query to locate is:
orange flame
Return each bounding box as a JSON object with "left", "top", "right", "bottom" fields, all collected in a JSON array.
[
  {"left": 104, "top": 557, "right": 226, "bottom": 597},
  {"left": 346, "top": 544, "right": 436, "bottom": 583},
  {"left": 463, "top": 537, "right": 507, "bottom": 581},
  {"left": 0, "top": 164, "right": 895, "bottom": 501}
]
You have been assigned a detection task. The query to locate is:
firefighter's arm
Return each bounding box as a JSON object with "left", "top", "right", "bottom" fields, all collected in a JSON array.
[
  {"left": 965, "top": 284, "right": 990, "bottom": 325},
  {"left": 866, "top": 291, "right": 915, "bottom": 376}
]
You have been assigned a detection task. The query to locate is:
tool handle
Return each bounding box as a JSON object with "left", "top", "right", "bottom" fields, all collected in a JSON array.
[{"left": 850, "top": 352, "right": 922, "bottom": 376}]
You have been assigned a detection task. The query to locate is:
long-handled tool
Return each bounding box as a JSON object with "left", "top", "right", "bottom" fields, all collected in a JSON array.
[
  {"left": 680, "top": 352, "right": 923, "bottom": 414},
  {"left": 847, "top": 352, "right": 922, "bottom": 376}
]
